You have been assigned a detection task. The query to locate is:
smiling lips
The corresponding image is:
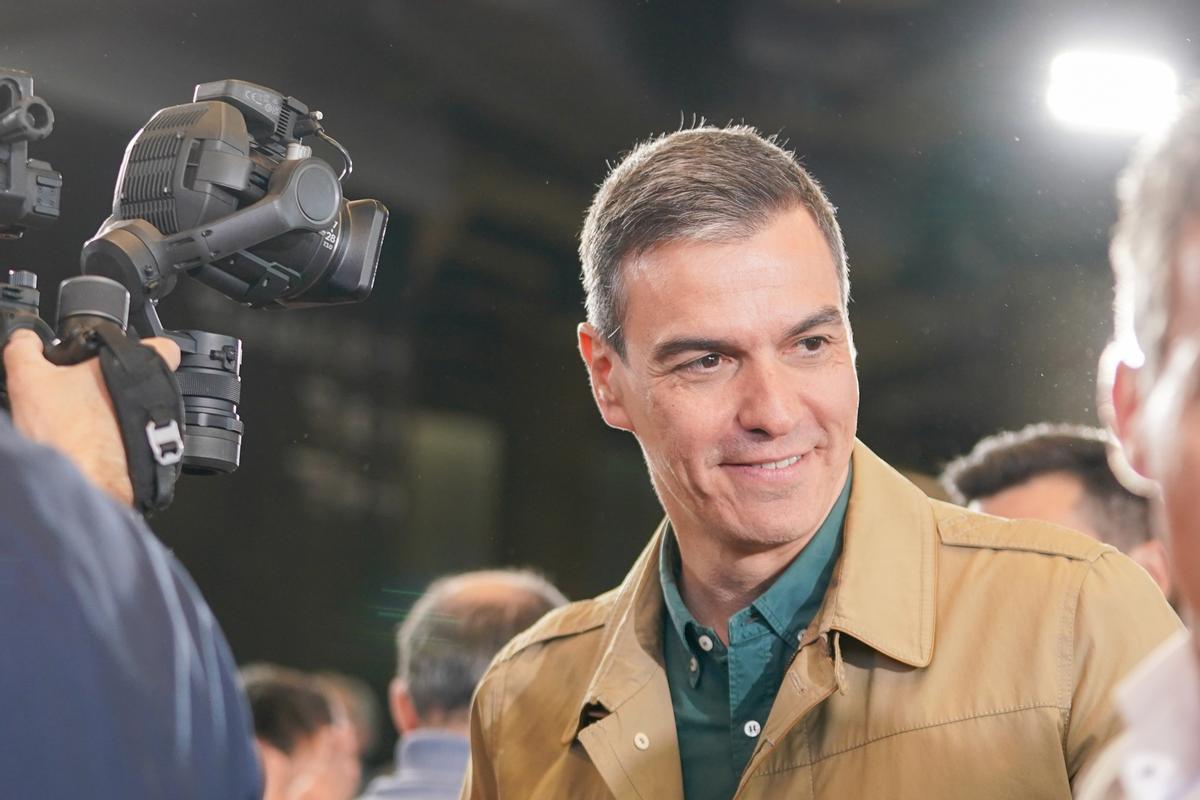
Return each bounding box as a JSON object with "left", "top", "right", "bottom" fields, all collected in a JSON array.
[
  {"left": 722, "top": 453, "right": 807, "bottom": 474},
  {"left": 748, "top": 455, "right": 802, "bottom": 470}
]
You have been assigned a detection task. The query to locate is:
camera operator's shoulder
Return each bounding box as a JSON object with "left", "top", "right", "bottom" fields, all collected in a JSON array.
[
  {"left": 931, "top": 498, "right": 1111, "bottom": 563},
  {"left": 493, "top": 587, "right": 618, "bottom": 667}
]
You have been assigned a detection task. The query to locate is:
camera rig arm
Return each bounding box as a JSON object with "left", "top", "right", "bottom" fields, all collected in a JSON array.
[{"left": 80, "top": 154, "right": 342, "bottom": 337}]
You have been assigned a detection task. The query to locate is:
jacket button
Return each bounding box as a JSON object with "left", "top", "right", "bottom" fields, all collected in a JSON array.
[
  {"left": 688, "top": 657, "right": 698, "bottom": 672},
  {"left": 698, "top": 634, "right": 714, "bottom": 651},
  {"left": 744, "top": 720, "right": 761, "bottom": 738},
  {"left": 634, "top": 732, "right": 650, "bottom": 750}
]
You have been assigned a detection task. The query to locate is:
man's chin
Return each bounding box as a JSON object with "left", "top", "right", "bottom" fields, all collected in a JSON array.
[{"left": 712, "top": 515, "right": 825, "bottom": 554}]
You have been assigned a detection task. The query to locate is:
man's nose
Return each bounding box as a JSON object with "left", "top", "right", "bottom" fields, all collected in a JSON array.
[{"left": 734, "top": 358, "right": 804, "bottom": 438}]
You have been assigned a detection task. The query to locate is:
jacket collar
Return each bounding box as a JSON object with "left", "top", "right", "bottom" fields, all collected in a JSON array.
[
  {"left": 562, "top": 518, "right": 669, "bottom": 744},
  {"left": 818, "top": 439, "right": 938, "bottom": 668},
  {"left": 563, "top": 439, "right": 938, "bottom": 743}
]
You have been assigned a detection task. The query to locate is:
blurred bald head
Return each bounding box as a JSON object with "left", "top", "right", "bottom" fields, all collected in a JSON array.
[{"left": 391, "top": 569, "right": 567, "bottom": 730}]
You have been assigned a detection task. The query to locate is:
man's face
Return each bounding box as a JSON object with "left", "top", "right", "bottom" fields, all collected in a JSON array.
[
  {"left": 1115, "top": 223, "right": 1200, "bottom": 614},
  {"left": 581, "top": 206, "right": 859, "bottom": 552}
]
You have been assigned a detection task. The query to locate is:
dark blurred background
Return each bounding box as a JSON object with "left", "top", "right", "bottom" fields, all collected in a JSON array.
[{"left": 4, "top": 0, "right": 1197, "bottom": 765}]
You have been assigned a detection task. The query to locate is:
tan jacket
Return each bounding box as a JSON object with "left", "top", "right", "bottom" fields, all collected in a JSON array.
[{"left": 462, "top": 441, "right": 1180, "bottom": 799}]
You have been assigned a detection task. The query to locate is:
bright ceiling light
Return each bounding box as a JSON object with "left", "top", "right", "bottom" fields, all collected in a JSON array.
[{"left": 1047, "top": 50, "right": 1179, "bottom": 135}]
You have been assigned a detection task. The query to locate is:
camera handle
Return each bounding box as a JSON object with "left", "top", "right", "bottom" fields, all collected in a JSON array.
[
  {"left": 69, "top": 318, "right": 186, "bottom": 514},
  {"left": 0, "top": 273, "right": 185, "bottom": 514}
]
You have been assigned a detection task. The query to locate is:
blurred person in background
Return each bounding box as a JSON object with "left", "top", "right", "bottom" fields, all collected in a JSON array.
[
  {"left": 0, "top": 328, "right": 261, "bottom": 799},
  {"left": 243, "top": 664, "right": 361, "bottom": 800},
  {"left": 941, "top": 423, "right": 1173, "bottom": 601},
  {"left": 359, "top": 569, "right": 566, "bottom": 800},
  {"left": 317, "top": 671, "right": 384, "bottom": 765},
  {"left": 1077, "top": 92, "right": 1200, "bottom": 799}
]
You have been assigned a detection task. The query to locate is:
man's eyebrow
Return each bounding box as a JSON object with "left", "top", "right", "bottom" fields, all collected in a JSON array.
[
  {"left": 782, "top": 306, "right": 844, "bottom": 340},
  {"left": 652, "top": 336, "right": 734, "bottom": 364},
  {"left": 651, "top": 306, "right": 845, "bottom": 364}
]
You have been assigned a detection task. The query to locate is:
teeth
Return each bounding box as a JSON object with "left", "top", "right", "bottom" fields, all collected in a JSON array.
[{"left": 755, "top": 456, "right": 800, "bottom": 470}]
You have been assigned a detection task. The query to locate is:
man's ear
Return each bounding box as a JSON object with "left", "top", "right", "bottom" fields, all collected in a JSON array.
[
  {"left": 1110, "top": 358, "right": 1151, "bottom": 480},
  {"left": 578, "top": 323, "right": 634, "bottom": 432},
  {"left": 388, "top": 678, "right": 421, "bottom": 735},
  {"left": 255, "top": 739, "right": 292, "bottom": 800}
]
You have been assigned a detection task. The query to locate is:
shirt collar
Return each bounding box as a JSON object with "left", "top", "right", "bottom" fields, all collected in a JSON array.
[
  {"left": 658, "top": 468, "right": 852, "bottom": 651},
  {"left": 753, "top": 470, "right": 850, "bottom": 643},
  {"left": 394, "top": 728, "right": 471, "bottom": 776},
  {"left": 659, "top": 530, "right": 697, "bottom": 655}
]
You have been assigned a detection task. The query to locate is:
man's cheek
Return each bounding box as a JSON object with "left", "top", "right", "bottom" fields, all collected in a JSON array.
[
  {"left": 1167, "top": 493, "right": 1200, "bottom": 610},
  {"left": 1141, "top": 340, "right": 1200, "bottom": 480}
]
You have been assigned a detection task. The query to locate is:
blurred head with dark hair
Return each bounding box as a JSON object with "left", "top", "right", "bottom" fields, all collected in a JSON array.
[
  {"left": 241, "top": 664, "right": 359, "bottom": 800},
  {"left": 315, "top": 670, "right": 382, "bottom": 762},
  {"left": 389, "top": 569, "right": 567, "bottom": 733},
  {"left": 941, "top": 423, "right": 1171, "bottom": 599}
]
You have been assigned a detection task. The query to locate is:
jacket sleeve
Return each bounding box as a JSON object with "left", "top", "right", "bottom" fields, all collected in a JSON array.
[
  {"left": 1065, "top": 549, "right": 1181, "bottom": 785},
  {"left": 460, "top": 661, "right": 503, "bottom": 800}
]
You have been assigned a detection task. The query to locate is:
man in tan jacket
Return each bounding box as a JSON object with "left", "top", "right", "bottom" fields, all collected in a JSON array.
[{"left": 461, "top": 126, "right": 1179, "bottom": 799}]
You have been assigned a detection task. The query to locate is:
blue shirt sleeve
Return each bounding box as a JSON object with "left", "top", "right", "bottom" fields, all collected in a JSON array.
[{"left": 0, "top": 415, "right": 262, "bottom": 800}]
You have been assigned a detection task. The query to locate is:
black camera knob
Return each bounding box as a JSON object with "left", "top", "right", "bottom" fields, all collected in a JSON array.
[{"left": 56, "top": 276, "right": 130, "bottom": 332}]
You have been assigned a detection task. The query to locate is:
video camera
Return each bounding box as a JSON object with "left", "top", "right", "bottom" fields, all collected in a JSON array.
[{"left": 0, "top": 73, "right": 388, "bottom": 500}]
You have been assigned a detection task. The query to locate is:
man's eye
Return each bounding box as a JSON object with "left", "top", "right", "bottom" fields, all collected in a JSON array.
[
  {"left": 797, "top": 336, "right": 831, "bottom": 354},
  {"left": 682, "top": 353, "right": 723, "bottom": 372}
]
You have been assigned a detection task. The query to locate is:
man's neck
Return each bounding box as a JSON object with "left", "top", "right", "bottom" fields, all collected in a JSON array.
[{"left": 674, "top": 528, "right": 818, "bottom": 644}]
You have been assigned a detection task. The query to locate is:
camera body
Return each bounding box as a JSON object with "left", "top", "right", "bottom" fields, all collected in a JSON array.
[
  {"left": 2, "top": 75, "right": 388, "bottom": 479},
  {"left": 87, "top": 80, "right": 387, "bottom": 313},
  {"left": 79, "top": 79, "right": 388, "bottom": 474}
]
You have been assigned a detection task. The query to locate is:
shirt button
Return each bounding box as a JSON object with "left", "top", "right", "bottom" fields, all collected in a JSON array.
[
  {"left": 634, "top": 732, "right": 650, "bottom": 750},
  {"left": 744, "top": 720, "right": 761, "bottom": 738},
  {"left": 697, "top": 634, "right": 714, "bottom": 651},
  {"left": 688, "top": 657, "right": 698, "bottom": 672}
]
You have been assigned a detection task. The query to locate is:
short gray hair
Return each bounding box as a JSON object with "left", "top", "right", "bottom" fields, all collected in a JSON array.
[
  {"left": 579, "top": 124, "right": 849, "bottom": 357},
  {"left": 1112, "top": 91, "right": 1200, "bottom": 380},
  {"left": 395, "top": 569, "right": 567, "bottom": 720}
]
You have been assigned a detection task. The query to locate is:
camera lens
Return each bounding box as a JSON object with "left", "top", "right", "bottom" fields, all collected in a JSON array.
[{"left": 242, "top": 198, "right": 388, "bottom": 307}]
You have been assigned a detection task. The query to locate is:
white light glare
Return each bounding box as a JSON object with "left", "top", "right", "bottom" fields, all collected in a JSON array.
[{"left": 1047, "top": 50, "right": 1179, "bottom": 135}]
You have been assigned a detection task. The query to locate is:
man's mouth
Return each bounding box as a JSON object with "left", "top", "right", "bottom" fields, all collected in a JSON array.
[
  {"left": 722, "top": 453, "right": 806, "bottom": 471},
  {"left": 746, "top": 455, "right": 801, "bottom": 470}
]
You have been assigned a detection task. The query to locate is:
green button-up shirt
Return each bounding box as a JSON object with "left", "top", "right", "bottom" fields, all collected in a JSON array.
[{"left": 660, "top": 471, "right": 851, "bottom": 800}]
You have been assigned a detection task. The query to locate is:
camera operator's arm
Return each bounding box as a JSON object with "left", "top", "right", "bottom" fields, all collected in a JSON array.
[{"left": 3, "top": 328, "right": 181, "bottom": 506}]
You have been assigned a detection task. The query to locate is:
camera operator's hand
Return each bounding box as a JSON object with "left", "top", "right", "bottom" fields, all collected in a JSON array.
[{"left": 3, "top": 328, "right": 181, "bottom": 507}]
